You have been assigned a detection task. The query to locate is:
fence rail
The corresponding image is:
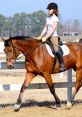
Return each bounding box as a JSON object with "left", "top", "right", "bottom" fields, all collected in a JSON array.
[{"left": 0, "top": 60, "right": 25, "bottom": 69}]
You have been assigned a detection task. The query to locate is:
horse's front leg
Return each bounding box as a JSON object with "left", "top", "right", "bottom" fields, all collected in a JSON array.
[
  {"left": 43, "top": 73, "right": 60, "bottom": 107},
  {"left": 14, "top": 72, "right": 35, "bottom": 111}
]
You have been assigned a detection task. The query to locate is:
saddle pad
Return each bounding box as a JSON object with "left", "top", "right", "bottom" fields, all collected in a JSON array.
[{"left": 45, "top": 44, "right": 70, "bottom": 57}]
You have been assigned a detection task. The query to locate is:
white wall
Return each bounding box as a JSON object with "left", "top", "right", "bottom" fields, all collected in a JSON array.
[{"left": 0, "top": 42, "right": 4, "bottom": 53}]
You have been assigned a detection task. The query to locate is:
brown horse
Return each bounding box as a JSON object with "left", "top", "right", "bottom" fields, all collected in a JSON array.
[{"left": 3, "top": 36, "right": 82, "bottom": 110}]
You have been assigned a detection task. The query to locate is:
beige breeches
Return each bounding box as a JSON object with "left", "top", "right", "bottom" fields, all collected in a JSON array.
[{"left": 50, "top": 36, "right": 59, "bottom": 52}]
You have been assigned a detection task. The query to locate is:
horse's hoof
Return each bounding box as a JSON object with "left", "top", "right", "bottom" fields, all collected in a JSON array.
[
  {"left": 49, "top": 105, "right": 61, "bottom": 110},
  {"left": 55, "top": 104, "right": 61, "bottom": 110},
  {"left": 13, "top": 104, "right": 21, "bottom": 112},
  {"left": 66, "top": 102, "right": 72, "bottom": 110},
  {"left": 56, "top": 103, "right": 61, "bottom": 107}
]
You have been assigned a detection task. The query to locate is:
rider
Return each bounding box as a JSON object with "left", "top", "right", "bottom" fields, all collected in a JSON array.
[{"left": 38, "top": 2, "right": 66, "bottom": 71}]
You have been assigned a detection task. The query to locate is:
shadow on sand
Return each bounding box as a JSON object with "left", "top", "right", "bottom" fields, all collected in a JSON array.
[{"left": 0, "top": 99, "right": 82, "bottom": 109}]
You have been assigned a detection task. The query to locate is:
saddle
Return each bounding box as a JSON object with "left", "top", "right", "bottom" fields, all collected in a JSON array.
[{"left": 45, "top": 38, "right": 63, "bottom": 57}]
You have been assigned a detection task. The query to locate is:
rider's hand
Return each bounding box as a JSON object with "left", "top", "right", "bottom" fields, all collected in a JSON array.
[
  {"left": 37, "top": 35, "right": 42, "bottom": 40},
  {"left": 42, "top": 36, "right": 48, "bottom": 42}
]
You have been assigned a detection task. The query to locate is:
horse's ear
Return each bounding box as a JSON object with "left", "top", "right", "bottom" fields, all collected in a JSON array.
[
  {"left": 79, "top": 38, "right": 82, "bottom": 43},
  {"left": 4, "top": 40, "right": 10, "bottom": 46},
  {"left": 1, "top": 36, "right": 9, "bottom": 41}
]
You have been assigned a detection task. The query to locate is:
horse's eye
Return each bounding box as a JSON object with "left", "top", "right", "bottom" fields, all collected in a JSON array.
[
  {"left": 8, "top": 49, "right": 12, "bottom": 52},
  {"left": 4, "top": 48, "right": 7, "bottom": 53}
]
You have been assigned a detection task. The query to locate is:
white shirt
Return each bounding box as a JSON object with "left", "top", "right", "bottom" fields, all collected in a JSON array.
[{"left": 46, "top": 14, "right": 59, "bottom": 37}]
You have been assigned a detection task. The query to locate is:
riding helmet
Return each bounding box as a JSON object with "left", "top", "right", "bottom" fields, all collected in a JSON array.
[{"left": 47, "top": 2, "right": 58, "bottom": 10}]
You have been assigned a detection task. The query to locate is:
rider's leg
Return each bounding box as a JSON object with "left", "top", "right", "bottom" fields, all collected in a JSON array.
[
  {"left": 50, "top": 36, "right": 66, "bottom": 71},
  {"left": 55, "top": 51, "right": 66, "bottom": 71}
]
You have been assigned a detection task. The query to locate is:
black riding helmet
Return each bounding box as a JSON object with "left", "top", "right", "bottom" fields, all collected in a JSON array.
[{"left": 47, "top": 2, "right": 58, "bottom": 10}]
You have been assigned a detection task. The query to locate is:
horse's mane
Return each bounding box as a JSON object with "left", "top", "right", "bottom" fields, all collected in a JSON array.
[
  {"left": 10, "top": 36, "right": 32, "bottom": 40},
  {"left": 4, "top": 36, "right": 38, "bottom": 46}
]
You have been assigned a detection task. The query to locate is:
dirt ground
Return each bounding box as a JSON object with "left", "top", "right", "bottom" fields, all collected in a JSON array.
[
  {"left": 0, "top": 69, "right": 82, "bottom": 117},
  {"left": 0, "top": 104, "right": 82, "bottom": 117}
]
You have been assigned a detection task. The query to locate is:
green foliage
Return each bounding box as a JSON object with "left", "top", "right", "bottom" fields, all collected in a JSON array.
[{"left": 0, "top": 11, "right": 47, "bottom": 37}]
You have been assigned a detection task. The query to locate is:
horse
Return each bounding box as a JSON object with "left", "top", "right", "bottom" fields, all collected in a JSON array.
[{"left": 3, "top": 36, "right": 82, "bottom": 111}]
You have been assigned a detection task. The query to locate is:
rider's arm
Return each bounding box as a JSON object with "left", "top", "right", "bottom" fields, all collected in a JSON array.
[{"left": 40, "top": 24, "right": 48, "bottom": 37}]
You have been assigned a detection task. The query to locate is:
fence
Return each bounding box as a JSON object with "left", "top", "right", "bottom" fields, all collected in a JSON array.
[{"left": 0, "top": 60, "right": 75, "bottom": 102}]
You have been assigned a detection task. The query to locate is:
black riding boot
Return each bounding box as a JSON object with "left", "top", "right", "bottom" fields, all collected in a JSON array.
[{"left": 55, "top": 52, "right": 66, "bottom": 72}]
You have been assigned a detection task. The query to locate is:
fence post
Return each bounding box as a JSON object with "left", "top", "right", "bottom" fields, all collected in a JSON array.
[{"left": 67, "top": 69, "right": 72, "bottom": 103}]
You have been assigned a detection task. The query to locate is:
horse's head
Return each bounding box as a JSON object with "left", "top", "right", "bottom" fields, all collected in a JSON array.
[{"left": 4, "top": 38, "right": 20, "bottom": 69}]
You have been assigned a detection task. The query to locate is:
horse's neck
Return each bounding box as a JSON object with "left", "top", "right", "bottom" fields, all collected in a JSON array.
[
  {"left": 14, "top": 39, "right": 40, "bottom": 54},
  {"left": 25, "top": 39, "right": 40, "bottom": 49}
]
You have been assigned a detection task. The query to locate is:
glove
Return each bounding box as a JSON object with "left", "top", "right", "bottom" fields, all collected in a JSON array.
[
  {"left": 42, "top": 36, "right": 48, "bottom": 42},
  {"left": 37, "top": 35, "right": 42, "bottom": 40}
]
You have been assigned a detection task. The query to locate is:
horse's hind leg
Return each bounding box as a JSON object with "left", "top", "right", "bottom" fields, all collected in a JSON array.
[
  {"left": 67, "top": 69, "right": 82, "bottom": 109},
  {"left": 72, "top": 69, "right": 82, "bottom": 99},
  {"left": 14, "top": 72, "right": 35, "bottom": 111},
  {"left": 43, "top": 73, "right": 60, "bottom": 107}
]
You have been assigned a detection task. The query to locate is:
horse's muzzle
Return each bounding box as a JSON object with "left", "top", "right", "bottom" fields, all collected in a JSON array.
[{"left": 7, "top": 61, "right": 14, "bottom": 69}]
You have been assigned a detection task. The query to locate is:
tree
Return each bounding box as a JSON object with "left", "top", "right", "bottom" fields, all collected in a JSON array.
[
  {"left": 0, "top": 14, "right": 6, "bottom": 36},
  {"left": 72, "top": 19, "right": 82, "bottom": 33},
  {"left": 0, "top": 11, "right": 82, "bottom": 37},
  {"left": 31, "top": 10, "right": 47, "bottom": 36}
]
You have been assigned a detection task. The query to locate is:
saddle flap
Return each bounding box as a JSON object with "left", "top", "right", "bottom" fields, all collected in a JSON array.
[{"left": 45, "top": 43, "right": 70, "bottom": 57}]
